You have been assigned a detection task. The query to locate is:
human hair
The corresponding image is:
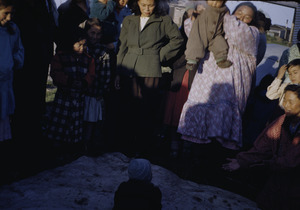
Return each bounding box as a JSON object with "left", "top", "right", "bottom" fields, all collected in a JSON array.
[
  {"left": 0, "top": 0, "right": 14, "bottom": 8},
  {"left": 284, "top": 84, "right": 300, "bottom": 100},
  {"left": 130, "top": 0, "right": 169, "bottom": 17},
  {"left": 257, "top": 11, "right": 271, "bottom": 32},
  {"left": 63, "top": 28, "right": 86, "bottom": 51},
  {"left": 257, "top": 11, "right": 265, "bottom": 32},
  {"left": 84, "top": 17, "right": 103, "bottom": 34},
  {"left": 0, "top": 0, "right": 16, "bottom": 34},
  {"left": 287, "top": 58, "right": 300, "bottom": 71},
  {"left": 232, "top": 2, "right": 258, "bottom": 27}
]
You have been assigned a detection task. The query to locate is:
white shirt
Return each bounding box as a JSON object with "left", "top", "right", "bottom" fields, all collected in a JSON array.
[{"left": 140, "top": 17, "right": 150, "bottom": 31}]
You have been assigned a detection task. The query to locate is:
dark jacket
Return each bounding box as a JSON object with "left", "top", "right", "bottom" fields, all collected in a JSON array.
[
  {"left": 237, "top": 114, "right": 300, "bottom": 209},
  {"left": 237, "top": 114, "right": 300, "bottom": 170},
  {"left": 113, "top": 179, "right": 162, "bottom": 210}
]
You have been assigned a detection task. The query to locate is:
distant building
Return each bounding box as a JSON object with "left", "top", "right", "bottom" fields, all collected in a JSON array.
[
  {"left": 268, "top": 1, "right": 299, "bottom": 45},
  {"left": 267, "top": 24, "right": 291, "bottom": 40}
]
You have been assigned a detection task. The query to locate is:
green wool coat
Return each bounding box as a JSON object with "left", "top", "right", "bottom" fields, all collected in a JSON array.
[{"left": 117, "top": 14, "right": 184, "bottom": 77}]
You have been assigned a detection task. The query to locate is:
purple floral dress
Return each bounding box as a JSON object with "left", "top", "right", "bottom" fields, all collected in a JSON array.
[{"left": 177, "top": 14, "right": 259, "bottom": 150}]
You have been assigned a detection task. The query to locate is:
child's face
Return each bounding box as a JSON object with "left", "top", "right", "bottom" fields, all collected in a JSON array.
[
  {"left": 73, "top": 39, "right": 87, "bottom": 54},
  {"left": 87, "top": 25, "right": 102, "bottom": 45},
  {"left": 207, "top": 1, "right": 224, "bottom": 8},
  {"left": 0, "top": 6, "right": 13, "bottom": 26},
  {"left": 117, "top": 0, "right": 128, "bottom": 9},
  {"left": 288, "top": 65, "right": 300, "bottom": 84},
  {"left": 186, "top": 8, "right": 194, "bottom": 18}
]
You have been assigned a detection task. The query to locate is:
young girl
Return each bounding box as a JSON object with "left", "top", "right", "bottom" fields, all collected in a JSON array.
[
  {"left": 266, "top": 59, "right": 300, "bottom": 108},
  {"left": 0, "top": 0, "right": 24, "bottom": 142},
  {"left": 83, "top": 18, "right": 115, "bottom": 152},
  {"left": 90, "top": 0, "right": 118, "bottom": 46},
  {"left": 46, "top": 32, "right": 95, "bottom": 153}
]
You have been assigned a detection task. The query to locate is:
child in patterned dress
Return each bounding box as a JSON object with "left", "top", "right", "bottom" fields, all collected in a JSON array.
[
  {"left": 83, "top": 18, "right": 115, "bottom": 152},
  {"left": 46, "top": 31, "right": 95, "bottom": 155}
]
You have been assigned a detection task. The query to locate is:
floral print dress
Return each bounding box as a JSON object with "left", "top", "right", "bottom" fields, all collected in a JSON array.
[{"left": 177, "top": 14, "right": 259, "bottom": 150}]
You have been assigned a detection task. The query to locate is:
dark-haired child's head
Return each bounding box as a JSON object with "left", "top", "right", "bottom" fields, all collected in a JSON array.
[
  {"left": 283, "top": 84, "right": 300, "bottom": 118},
  {"left": 287, "top": 59, "right": 300, "bottom": 85},
  {"left": 84, "top": 18, "right": 103, "bottom": 45},
  {"left": 73, "top": 38, "right": 87, "bottom": 55}
]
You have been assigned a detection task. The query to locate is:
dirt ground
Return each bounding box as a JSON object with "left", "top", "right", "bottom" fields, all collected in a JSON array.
[{"left": 0, "top": 106, "right": 267, "bottom": 204}]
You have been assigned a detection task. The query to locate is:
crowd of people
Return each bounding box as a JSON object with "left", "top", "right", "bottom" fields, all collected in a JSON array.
[{"left": 1, "top": 0, "right": 300, "bottom": 209}]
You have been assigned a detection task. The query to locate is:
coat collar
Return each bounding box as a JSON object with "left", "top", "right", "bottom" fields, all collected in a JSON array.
[{"left": 132, "top": 14, "right": 163, "bottom": 28}]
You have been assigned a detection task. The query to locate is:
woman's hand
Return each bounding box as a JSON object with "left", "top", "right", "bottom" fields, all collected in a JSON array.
[
  {"left": 114, "top": 75, "right": 121, "bottom": 90},
  {"left": 276, "top": 64, "right": 288, "bottom": 80},
  {"left": 222, "top": 158, "right": 240, "bottom": 171}
]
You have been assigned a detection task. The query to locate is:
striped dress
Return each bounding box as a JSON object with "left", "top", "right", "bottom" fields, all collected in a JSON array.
[{"left": 177, "top": 14, "right": 259, "bottom": 150}]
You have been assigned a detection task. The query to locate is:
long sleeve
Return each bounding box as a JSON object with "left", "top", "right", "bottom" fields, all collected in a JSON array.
[
  {"left": 116, "top": 16, "right": 129, "bottom": 73},
  {"left": 185, "top": 5, "right": 228, "bottom": 62},
  {"left": 266, "top": 78, "right": 288, "bottom": 108},
  {"left": 237, "top": 115, "right": 287, "bottom": 168},
  {"left": 237, "top": 127, "right": 274, "bottom": 168},
  {"left": 159, "top": 15, "right": 183, "bottom": 64},
  {"left": 12, "top": 25, "right": 24, "bottom": 70},
  {"left": 50, "top": 54, "right": 68, "bottom": 86},
  {"left": 90, "top": 0, "right": 116, "bottom": 21},
  {"left": 268, "top": 138, "right": 300, "bottom": 170}
]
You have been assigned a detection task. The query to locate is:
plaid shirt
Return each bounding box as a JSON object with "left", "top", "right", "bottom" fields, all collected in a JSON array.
[
  {"left": 86, "top": 44, "right": 114, "bottom": 98},
  {"left": 50, "top": 51, "right": 95, "bottom": 91}
]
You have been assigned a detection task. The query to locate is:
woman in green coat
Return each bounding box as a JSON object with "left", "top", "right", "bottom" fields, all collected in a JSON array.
[{"left": 114, "top": 0, "right": 183, "bottom": 156}]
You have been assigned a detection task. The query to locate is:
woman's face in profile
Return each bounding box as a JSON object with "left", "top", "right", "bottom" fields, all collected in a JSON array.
[{"left": 233, "top": 5, "right": 254, "bottom": 24}]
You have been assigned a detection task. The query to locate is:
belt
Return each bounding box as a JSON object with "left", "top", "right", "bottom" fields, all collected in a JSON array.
[{"left": 128, "top": 48, "right": 158, "bottom": 55}]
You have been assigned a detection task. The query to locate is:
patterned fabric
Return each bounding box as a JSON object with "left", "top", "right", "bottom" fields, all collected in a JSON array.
[
  {"left": 177, "top": 14, "right": 259, "bottom": 150},
  {"left": 86, "top": 44, "right": 111, "bottom": 98},
  {"left": 47, "top": 90, "right": 84, "bottom": 142},
  {"left": 183, "top": 18, "right": 193, "bottom": 38},
  {"left": 47, "top": 51, "right": 95, "bottom": 143},
  {"left": 83, "top": 44, "right": 113, "bottom": 122}
]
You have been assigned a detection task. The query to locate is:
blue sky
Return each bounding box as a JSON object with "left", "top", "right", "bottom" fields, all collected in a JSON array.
[{"left": 226, "top": 1, "right": 295, "bottom": 28}]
